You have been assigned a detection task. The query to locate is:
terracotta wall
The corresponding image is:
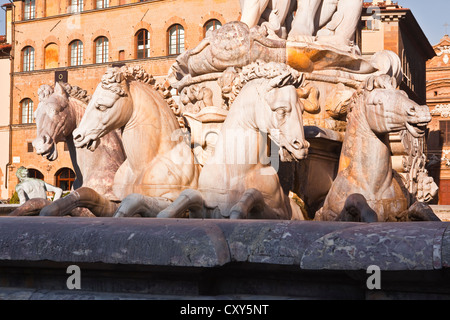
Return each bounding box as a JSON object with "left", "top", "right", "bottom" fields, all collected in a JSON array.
[{"left": 8, "top": 0, "right": 241, "bottom": 198}]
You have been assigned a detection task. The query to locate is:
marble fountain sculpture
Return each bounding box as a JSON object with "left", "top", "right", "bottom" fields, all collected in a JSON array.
[{"left": 13, "top": 0, "right": 439, "bottom": 222}]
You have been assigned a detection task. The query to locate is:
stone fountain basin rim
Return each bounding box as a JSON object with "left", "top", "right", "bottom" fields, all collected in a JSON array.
[{"left": 0, "top": 217, "right": 448, "bottom": 272}]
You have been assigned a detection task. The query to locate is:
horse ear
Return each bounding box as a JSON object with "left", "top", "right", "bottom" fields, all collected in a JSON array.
[
  {"left": 365, "top": 76, "right": 375, "bottom": 91},
  {"left": 268, "top": 74, "right": 290, "bottom": 89},
  {"left": 54, "top": 82, "right": 66, "bottom": 97},
  {"left": 390, "top": 76, "right": 397, "bottom": 89},
  {"left": 115, "top": 72, "right": 124, "bottom": 83}
]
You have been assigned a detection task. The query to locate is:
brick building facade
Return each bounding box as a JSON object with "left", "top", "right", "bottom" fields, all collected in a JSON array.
[
  {"left": 4, "top": 0, "right": 241, "bottom": 199},
  {"left": 426, "top": 35, "right": 450, "bottom": 204},
  {"left": 360, "top": 0, "right": 435, "bottom": 105}
]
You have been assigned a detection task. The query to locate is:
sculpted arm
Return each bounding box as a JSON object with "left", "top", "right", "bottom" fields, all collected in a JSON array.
[
  {"left": 44, "top": 182, "right": 63, "bottom": 201},
  {"left": 16, "top": 186, "right": 27, "bottom": 205},
  {"left": 240, "top": 0, "right": 271, "bottom": 28}
]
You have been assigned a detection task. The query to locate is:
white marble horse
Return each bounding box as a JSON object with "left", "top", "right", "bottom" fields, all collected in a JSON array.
[{"left": 157, "top": 61, "right": 309, "bottom": 220}]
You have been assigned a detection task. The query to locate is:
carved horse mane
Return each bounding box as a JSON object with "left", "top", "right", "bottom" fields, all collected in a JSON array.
[
  {"left": 60, "top": 82, "right": 91, "bottom": 104},
  {"left": 101, "top": 65, "right": 186, "bottom": 128},
  {"left": 348, "top": 74, "right": 398, "bottom": 113},
  {"left": 219, "top": 60, "right": 304, "bottom": 106},
  {"left": 38, "top": 82, "right": 91, "bottom": 105}
]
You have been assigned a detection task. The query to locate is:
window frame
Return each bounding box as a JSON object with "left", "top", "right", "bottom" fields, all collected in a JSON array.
[
  {"left": 22, "top": 46, "right": 35, "bottom": 72},
  {"left": 204, "top": 19, "right": 222, "bottom": 37},
  {"left": 70, "top": 0, "right": 84, "bottom": 13},
  {"left": 23, "top": 0, "right": 36, "bottom": 20},
  {"left": 27, "top": 169, "right": 44, "bottom": 180},
  {"left": 95, "top": 36, "right": 109, "bottom": 64},
  {"left": 136, "top": 29, "right": 151, "bottom": 59},
  {"left": 96, "top": 0, "right": 109, "bottom": 9},
  {"left": 69, "top": 40, "right": 84, "bottom": 66},
  {"left": 55, "top": 168, "right": 76, "bottom": 191},
  {"left": 168, "top": 24, "right": 185, "bottom": 55},
  {"left": 20, "top": 98, "right": 34, "bottom": 124},
  {"left": 440, "top": 120, "right": 450, "bottom": 147}
]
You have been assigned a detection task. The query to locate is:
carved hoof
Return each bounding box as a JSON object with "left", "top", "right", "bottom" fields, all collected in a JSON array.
[
  {"left": 229, "top": 207, "right": 245, "bottom": 219},
  {"left": 156, "top": 209, "right": 174, "bottom": 219},
  {"left": 407, "top": 202, "right": 441, "bottom": 222},
  {"left": 339, "top": 194, "right": 378, "bottom": 223}
]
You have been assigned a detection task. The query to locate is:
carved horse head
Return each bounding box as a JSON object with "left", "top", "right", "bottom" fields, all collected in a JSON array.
[
  {"left": 233, "top": 61, "right": 310, "bottom": 161},
  {"left": 33, "top": 82, "right": 89, "bottom": 160},
  {"left": 352, "top": 75, "right": 431, "bottom": 138},
  {"left": 73, "top": 66, "right": 156, "bottom": 151}
]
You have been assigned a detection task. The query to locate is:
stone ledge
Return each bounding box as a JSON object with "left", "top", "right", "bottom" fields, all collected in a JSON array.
[
  {"left": 0, "top": 217, "right": 448, "bottom": 271},
  {"left": 0, "top": 217, "right": 450, "bottom": 299}
]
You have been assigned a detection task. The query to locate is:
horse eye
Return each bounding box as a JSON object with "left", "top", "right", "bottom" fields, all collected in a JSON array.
[
  {"left": 47, "top": 108, "right": 56, "bottom": 117},
  {"left": 276, "top": 108, "right": 287, "bottom": 117},
  {"left": 96, "top": 103, "right": 108, "bottom": 111}
]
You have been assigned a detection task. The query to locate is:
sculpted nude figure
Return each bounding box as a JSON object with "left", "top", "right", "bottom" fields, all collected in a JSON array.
[
  {"left": 290, "top": 0, "right": 363, "bottom": 50},
  {"left": 240, "top": 0, "right": 363, "bottom": 51},
  {"left": 240, "top": 0, "right": 295, "bottom": 38},
  {"left": 15, "top": 166, "right": 63, "bottom": 205}
]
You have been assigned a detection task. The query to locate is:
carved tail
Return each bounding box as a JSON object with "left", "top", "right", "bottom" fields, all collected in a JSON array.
[
  {"left": 39, "top": 187, "right": 119, "bottom": 217},
  {"left": 9, "top": 198, "right": 52, "bottom": 216}
]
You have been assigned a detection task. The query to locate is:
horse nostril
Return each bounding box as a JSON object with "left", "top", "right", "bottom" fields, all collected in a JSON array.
[
  {"left": 291, "top": 139, "right": 302, "bottom": 150},
  {"left": 32, "top": 139, "right": 41, "bottom": 150},
  {"left": 407, "top": 107, "right": 417, "bottom": 116},
  {"left": 73, "top": 130, "right": 83, "bottom": 142},
  {"left": 42, "top": 134, "right": 51, "bottom": 144}
]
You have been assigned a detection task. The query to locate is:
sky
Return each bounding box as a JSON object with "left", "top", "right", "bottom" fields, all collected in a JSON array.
[{"left": 0, "top": 0, "right": 448, "bottom": 46}]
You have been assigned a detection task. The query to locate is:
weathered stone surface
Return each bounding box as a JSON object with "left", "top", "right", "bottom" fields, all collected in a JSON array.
[
  {"left": 0, "top": 217, "right": 448, "bottom": 272},
  {"left": 0, "top": 218, "right": 449, "bottom": 299},
  {"left": 0, "top": 217, "right": 230, "bottom": 267},
  {"left": 301, "top": 222, "right": 450, "bottom": 270},
  {"left": 0, "top": 204, "right": 20, "bottom": 216},
  {"left": 216, "top": 220, "right": 356, "bottom": 265}
]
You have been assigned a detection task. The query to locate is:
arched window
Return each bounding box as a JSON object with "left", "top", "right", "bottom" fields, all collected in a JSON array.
[
  {"left": 168, "top": 24, "right": 185, "bottom": 55},
  {"left": 20, "top": 98, "right": 34, "bottom": 124},
  {"left": 95, "top": 37, "right": 109, "bottom": 63},
  {"left": 96, "top": 0, "right": 109, "bottom": 9},
  {"left": 22, "top": 46, "right": 35, "bottom": 71},
  {"left": 24, "top": 0, "right": 35, "bottom": 20},
  {"left": 204, "top": 19, "right": 222, "bottom": 37},
  {"left": 44, "top": 43, "right": 59, "bottom": 69},
  {"left": 55, "top": 168, "right": 76, "bottom": 191},
  {"left": 28, "top": 169, "right": 44, "bottom": 180},
  {"left": 136, "top": 29, "right": 150, "bottom": 59},
  {"left": 70, "top": 40, "right": 83, "bottom": 66},
  {"left": 70, "top": 0, "right": 83, "bottom": 13}
]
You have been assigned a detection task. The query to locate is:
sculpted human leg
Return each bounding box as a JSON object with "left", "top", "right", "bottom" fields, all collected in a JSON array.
[
  {"left": 317, "top": 0, "right": 363, "bottom": 48},
  {"left": 289, "top": 0, "right": 321, "bottom": 40},
  {"left": 263, "top": 0, "right": 295, "bottom": 38},
  {"left": 240, "top": 0, "right": 271, "bottom": 28}
]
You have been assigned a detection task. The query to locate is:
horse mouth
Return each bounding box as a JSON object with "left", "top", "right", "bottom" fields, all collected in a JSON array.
[
  {"left": 40, "top": 144, "right": 58, "bottom": 161},
  {"left": 75, "top": 137, "right": 100, "bottom": 151},
  {"left": 73, "top": 131, "right": 101, "bottom": 151},
  {"left": 406, "top": 121, "right": 428, "bottom": 138},
  {"left": 279, "top": 145, "right": 308, "bottom": 162},
  {"left": 86, "top": 139, "right": 100, "bottom": 151},
  {"left": 270, "top": 131, "right": 309, "bottom": 161}
]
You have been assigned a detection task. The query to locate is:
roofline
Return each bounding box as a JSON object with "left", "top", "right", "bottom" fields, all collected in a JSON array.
[{"left": 362, "top": 3, "right": 435, "bottom": 59}]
